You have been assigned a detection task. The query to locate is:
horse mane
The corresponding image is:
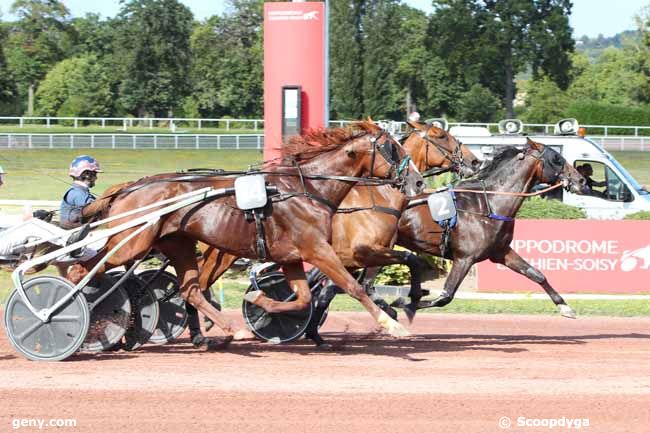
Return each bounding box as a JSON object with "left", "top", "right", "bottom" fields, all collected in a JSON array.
[
  {"left": 456, "top": 146, "right": 524, "bottom": 191},
  {"left": 281, "top": 121, "right": 381, "bottom": 163}
]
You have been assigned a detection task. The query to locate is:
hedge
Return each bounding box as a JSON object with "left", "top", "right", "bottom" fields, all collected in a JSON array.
[
  {"left": 624, "top": 211, "right": 650, "bottom": 220},
  {"left": 564, "top": 102, "right": 650, "bottom": 136},
  {"left": 517, "top": 196, "right": 586, "bottom": 219}
]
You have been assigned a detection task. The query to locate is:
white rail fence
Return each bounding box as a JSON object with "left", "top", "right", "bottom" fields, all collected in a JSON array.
[
  {"left": 0, "top": 133, "right": 648, "bottom": 151},
  {"left": 3, "top": 116, "right": 650, "bottom": 138},
  {"left": 0, "top": 133, "right": 265, "bottom": 150}
]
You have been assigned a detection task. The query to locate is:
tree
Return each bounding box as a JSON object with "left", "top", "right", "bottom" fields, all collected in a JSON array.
[
  {"left": 431, "top": 0, "right": 574, "bottom": 118},
  {"left": 521, "top": 76, "right": 570, "bottom": 123},
  {"left": 454, "top": 83, "right": 502, "bottom": 122},
  {"left": 4, "top": 0, "right": 73, "bottom": 115},
  {"left": 0, "top": 17, "right": 17, "bottom": 108},
  {"left": 188, "top": 0, "right": 264, "bottom": 118},
  {"left": 115, "top": 0, "right": 193, "bottom": 117},
  {"left": 329, "top": 0, "right": 364, "bottom": 119},
  {"left": 35, "top": 54, "right": 114, "bottom": 117},
  {"left": 568, "top": 49, "right": 645, "bottom": 106},
  {"left": 636, "top": 6, "right": 650, "bottom": 104}
]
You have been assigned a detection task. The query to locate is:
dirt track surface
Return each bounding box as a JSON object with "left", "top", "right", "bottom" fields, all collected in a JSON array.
[{"left": 0, "top": 311, "right": 649, "bottom": 433}]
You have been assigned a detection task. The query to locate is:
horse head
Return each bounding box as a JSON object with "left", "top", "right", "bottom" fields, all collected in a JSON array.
[
  {"left": 405, "top": 121, "right": 480, "bottom": 178},
  {"left": 347, "top": 121, "right": 425, "bottom": 197},
  {"left": 526, "top": 138, "right": 586, "bottom": 194}
]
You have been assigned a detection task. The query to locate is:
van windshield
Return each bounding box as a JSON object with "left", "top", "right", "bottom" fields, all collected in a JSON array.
[{"left": 606, "top": 154, "right": 648, "bottom": 195}]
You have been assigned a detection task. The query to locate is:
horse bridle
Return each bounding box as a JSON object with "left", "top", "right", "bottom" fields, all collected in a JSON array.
[
  {"left": 369, "top": 130, "right": 412, "bottom": 187},
  {"left": 417, "top": 127, "right": 466, "bottom": 177}
]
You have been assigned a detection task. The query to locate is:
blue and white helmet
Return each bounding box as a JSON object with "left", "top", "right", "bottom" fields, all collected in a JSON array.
[{"left": 69, "top": 155, "right": 102, "bottom": 178}]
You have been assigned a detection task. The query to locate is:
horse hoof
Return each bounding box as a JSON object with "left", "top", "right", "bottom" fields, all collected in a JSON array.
[
  {"left": 559, "top": 304, "right": 577, "bottom": 319},
  {"left": 378, "top": 312, "right": 411, "bottom": 338},
  {"left": 244, "top": 290, "right": 264, "bottom": 304},
  {"left": 404, "top": 306, "right": 416, "bottom": 324},
  {"left": 233, "top": 329, "right": 255, "bottom": 341},
  {"left": 316, "top": 342, "right": 333, "bottom": 351},
  {"left": 206, "top": 336, "right": 233, "bottom": 351}
]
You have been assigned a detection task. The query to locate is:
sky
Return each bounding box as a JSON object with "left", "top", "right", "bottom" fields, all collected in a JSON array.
[{"left": 0, "top": 0, "right": 646, "bottom": 38}]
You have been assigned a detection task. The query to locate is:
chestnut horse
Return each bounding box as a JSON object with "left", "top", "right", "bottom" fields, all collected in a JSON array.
[
  {"left": 304, "top": 138, "right": 587, "bottom": 345},
  {"left": 79, "top": 122, "right": 424, "bottom": 342},
  {"left": 191, "top": 121, "right": 480, "bottom": 343}
]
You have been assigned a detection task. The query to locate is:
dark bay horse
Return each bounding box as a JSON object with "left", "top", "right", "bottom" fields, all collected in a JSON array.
[
  {"left": 190, "top": 121, "right": 480, "bottom": 343},
  {"left": 78, "top": 122, "right": 424, "bottom": 342},
  {"left": 305, "top": 138, "right": 587, "bottom": 345}
]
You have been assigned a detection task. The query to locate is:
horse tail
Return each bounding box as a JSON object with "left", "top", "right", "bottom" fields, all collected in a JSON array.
[{"left": 82, "top": 181, "right": 132, "bottom": 220}]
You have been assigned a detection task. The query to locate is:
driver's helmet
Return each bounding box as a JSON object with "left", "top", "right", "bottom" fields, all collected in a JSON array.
[
  {"left": 408, "top": 111, "right": 421, "bottom": 122},
  {"left": 69, "top": 155, "right": 102, "bottom": 178}
]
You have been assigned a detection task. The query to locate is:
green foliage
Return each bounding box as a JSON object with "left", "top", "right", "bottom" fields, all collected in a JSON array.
[
  {"left": 35, "top": 54, "right": 114, "bottom": 117},
  {"left": 624, "top": 211, "right": 650, "bottom": 220},
  {"left": 0, "top": 19, "right": 16, "bottom": 104},
  {"left": 521, "top": 76, "right": 570, "bottom": 123},
  {"left": 4, "top": 0, "right": 73, "bottom": 94},
  {"left": 431, "top": 0, "right": 574, "bottom": 118},
  {"left": 567, "top": 48, "right": 645, "bottom": 106},
  {"left": 375, "top": 263, "right": 411, "bottom": 286},
  {"left": 189, "top": 1, "right": 263, "bottom": 118},
  {"left": 115, "top": 0, "right": 193, "bottom": 117},
  {"left": 564, "top": 102, "right": 650, "bottom": 129},
  {"left": 517, "top": 196, "right": 586, "bottom": 219},
  {"left": 454, "top": 84, "right": 502, "bottom": 122}
]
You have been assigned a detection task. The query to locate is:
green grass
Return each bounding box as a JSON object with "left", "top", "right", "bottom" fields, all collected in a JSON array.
[
  {"left": 0, "top": 149, "right": 262, "bottom": 201},
  {"left": 0, "top": 125, "right": 260, "bottom": 135}
]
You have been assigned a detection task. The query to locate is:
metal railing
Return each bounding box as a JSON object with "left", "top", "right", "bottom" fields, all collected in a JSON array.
[
  {"left": 0, "top": 116, "right": 264, "bottom": 131},
  {"left": 0, "top": 133, "right": 265, "bottom": 150},
  {"left": 1, "top": 133, "right": 648, "bottom": 152},
  {"left": 2, "top": 116, "right": 650, "bottom": 137}
]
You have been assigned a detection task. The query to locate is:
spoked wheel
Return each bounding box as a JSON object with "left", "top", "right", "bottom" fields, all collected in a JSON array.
[
  {"left": 138, "top": 269, "right": 187, "bottom": 345},
  {"left": 242, "top": 271, "right": 313, "bottom": 344},
  {"left": 109, "top": 271, "right": 160, "bottom": 351},
  {"left": 81, "top": 274, "right": 131, "bottom": 352},
  {"left": 4, "top": 276, "right": 90, "bottom": 362}
]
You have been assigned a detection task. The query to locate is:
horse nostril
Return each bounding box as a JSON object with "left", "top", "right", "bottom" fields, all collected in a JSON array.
[{"left": 416, "top": 181, "right": 424, "bottom": 188}]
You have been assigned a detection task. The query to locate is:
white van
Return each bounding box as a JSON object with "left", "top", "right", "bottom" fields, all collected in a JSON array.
[{"left": 444, "top": 118, "right": 650, "bottom": 220}]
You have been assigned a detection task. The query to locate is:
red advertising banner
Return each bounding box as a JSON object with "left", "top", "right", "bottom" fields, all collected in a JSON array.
[
  {"left": 263, "top": 2, "right": 326, "bottom": 161},
  {"left": 477, "top": 220, "right": 650, "bottom": 293}
]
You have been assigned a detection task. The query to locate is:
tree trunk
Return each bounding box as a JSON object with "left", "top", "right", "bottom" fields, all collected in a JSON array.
[
  {"left": 405, "top": 86, "right": 412, "bottom": 118},
  {"left": 504, "top": 58, "right": 515, "bottom": 118},
  {"left": 27, "top": 84, "right": 34, "bottom": 116}
]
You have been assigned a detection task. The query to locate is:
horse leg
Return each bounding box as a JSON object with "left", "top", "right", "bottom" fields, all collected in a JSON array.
[
  {"left": 244, "top": 263, "right": 313, "bottom": 313},
  {"left": 305, "top": 243, "right": 410, "bottom": 337},
  {"left": 491, "top": 247, "right": 576, "bottom": 318},
  {"left": 417, "top": 257, "right": 474, "bottom": 309},
  {"left": 352, "top": 246, "right": 433, "bottom": 323},
  {"left": 304, "top": 281, "right": 340, "bottom": 347},
  {"left": 157, "top": 240, "right": 240, "bottom": 343}
]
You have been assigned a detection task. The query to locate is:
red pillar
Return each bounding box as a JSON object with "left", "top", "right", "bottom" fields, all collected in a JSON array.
[{"left": 263, "top": 2, "right": 326, "bottom": 162}]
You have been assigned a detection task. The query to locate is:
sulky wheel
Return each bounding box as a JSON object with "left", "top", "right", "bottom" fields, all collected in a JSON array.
[
  {"left": 242, "top": 271, "right": 313, "bottom": 344},
  {"left": 4, "top": 276, "right": 90, "bottom": 362},
  {"left": 109, "top": 271, "right": 160, "bottom": 351},
  {"left": 81, "top": 273, "right": 131, "bottom": 352},
  {"left": 138, "top": 269, "right": 187, "bottom": 345}
]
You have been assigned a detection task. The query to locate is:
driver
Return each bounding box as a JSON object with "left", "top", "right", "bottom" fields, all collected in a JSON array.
[
  {"left": 60, "top": 155, "right": 102, "bottom": 229},
  {"left": 577, "top": 163, "right": 606, "bottom": 197}
]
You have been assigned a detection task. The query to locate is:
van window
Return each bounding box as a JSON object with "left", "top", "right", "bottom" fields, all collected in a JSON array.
[{"left": 575, "top": 161, "right": 633, "bottom": 202}]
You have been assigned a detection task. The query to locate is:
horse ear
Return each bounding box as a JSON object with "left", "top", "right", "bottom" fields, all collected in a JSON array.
[
  {"left": 527, "top": 137, "right": 543, "bottom": 151},
  {"left": 367, "top": 116, "right": 374, "bottom": 122},
  {"left": 407, "top": 120, "right": 426, "bottom": 131}
]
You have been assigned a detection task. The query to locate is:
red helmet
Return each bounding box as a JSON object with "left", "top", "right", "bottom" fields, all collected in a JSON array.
[{"left": 69, "top": 155, "right": 102, "bottom": 178}]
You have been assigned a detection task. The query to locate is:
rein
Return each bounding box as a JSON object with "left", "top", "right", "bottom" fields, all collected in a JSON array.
[{"left": 424, "top": 182, "right": 564, "bottom": 198}]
